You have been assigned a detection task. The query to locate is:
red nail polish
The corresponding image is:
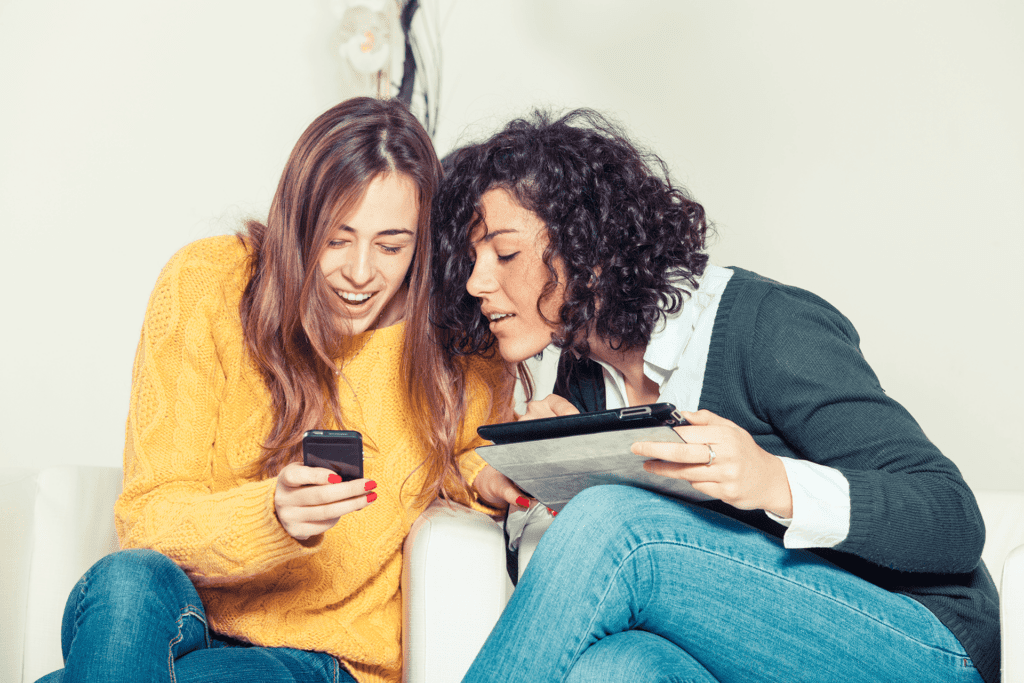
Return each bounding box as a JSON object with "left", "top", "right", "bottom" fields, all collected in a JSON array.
[
  {"left": 364, "top": 480, "right": 377, "bottom": 491},
  {"left": 366, "top": 491, "right": 377, "bottom": 503},
  {"left": 516, "top": 496, "right": 530, "bottom": 508},
  {"left": 328, "top": 474, "right": 343, "bottom": 484}
]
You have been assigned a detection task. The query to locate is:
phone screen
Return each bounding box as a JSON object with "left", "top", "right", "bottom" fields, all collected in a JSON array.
[{"left": 302, "top": 430, "right": 363, "bottom": 481}]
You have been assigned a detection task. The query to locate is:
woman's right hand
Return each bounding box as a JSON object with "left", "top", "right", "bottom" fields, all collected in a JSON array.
[
  {"left": 274, "top": 462, "right": 377, "bottom": 541},
  {"left": 518, "top": 393, "right": 579, "bottom": 421}
]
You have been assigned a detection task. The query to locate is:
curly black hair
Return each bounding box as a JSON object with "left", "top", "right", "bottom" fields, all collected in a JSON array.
[{"left": 431, "top": 108, "right": 711, "bottom": 363}]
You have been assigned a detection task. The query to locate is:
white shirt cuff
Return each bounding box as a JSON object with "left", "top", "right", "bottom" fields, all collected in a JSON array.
[
  {"left": 504, "top": 503, "right": 554, "bottom": 551},
  {"left": 765, "top": 458, "right": 850, "bottom": 549}
]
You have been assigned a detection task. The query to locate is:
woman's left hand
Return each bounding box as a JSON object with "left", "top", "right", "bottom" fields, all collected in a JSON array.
[{"left": 631, "top": 409, "right": 794, "bottom": 517}]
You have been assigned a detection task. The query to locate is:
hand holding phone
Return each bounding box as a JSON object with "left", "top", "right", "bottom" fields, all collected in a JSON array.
[
  {"left": 302, "top": 430, "right": 363, "bottom": 481},
  {"left": 275, "top": 457, "right": 375, "bottom": 541}
]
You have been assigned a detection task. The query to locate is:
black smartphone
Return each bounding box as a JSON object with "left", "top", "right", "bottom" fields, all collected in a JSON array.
[
  {"left": 302, "top": 430, "right": 363, "bottom": 481},
  {"left": 477, "top": 403, "right": 685, "bottom": 445}
]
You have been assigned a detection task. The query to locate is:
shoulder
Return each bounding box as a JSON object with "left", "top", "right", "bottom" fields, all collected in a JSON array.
[
  {"left": 718, "top": 267, "right": 858, "bottom": 343},
  {"left": 159, "top": 234, "right": 250, "bottom": 283},
  {"left": 462, "top": 351, "right": 515, "bottom": 413},
  {"left": 709, "top": 267, "right": 872, "bottom": 411},
  {"left": 704, "top": 269, "right": 890, "bottom": 453},
  {"left": 720, "top": 267, "right": 840, "bottom": 312},
  {"left": 463, "top": 351, "right": 514, "bottom": 390},
  {"left": 145, "top": 235, "right": 251, "bottom": 329},
  {"left": 154, "top": 235, "right": 250, "bottom": 300}
]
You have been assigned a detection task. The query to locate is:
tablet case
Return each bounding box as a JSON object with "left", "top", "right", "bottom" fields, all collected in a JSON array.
[{"left": 476, "top": 406, "right": 713, "bottom": 511}]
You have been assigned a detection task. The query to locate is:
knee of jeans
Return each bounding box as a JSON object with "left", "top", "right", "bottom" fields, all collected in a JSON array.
[
  {"left": 556, "top": 486, "right": 662, "bottom": 539},
  {"left": 80, "top": 549, "right": 197, "bottom": 609},
  {"left": 564, "top": 485, "right": 639, "bottom": 515},
  {"left": 61, "top": 548, "right": 206, "bottom": 659},
  {"left": 90, "top": 548, "right": 180, "bottom": 580}
]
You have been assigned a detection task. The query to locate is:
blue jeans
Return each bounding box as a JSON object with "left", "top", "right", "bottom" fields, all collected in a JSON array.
[
  {"left": 35, "top": 549, "right": 354, "bottom": 683},
  {"left": 463, "top": 485, "right": 983, "bottom": 683}
]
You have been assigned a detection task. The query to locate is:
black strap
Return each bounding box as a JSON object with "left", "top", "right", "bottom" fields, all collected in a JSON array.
[{"left": 553, "top": 352, "right": 606, "bottom": 414}]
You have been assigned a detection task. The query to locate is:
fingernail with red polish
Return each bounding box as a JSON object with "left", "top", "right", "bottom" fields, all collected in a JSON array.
[
  {"left": 516, "top": 496, "right": 530, "bottom": 508},
  {"left": 328, "top": 474, "right": 343, "bottom": 484},
  {"left": 366, "top": 491, "right": 378, "bottom": 503},
  {"left": 364, "top": 480, "right": 377, "bottom": 491}
]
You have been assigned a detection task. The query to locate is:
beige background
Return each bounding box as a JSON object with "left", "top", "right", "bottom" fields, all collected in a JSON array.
[{"left": 1, "top": 0, "right": 1021, "bottom": 494}]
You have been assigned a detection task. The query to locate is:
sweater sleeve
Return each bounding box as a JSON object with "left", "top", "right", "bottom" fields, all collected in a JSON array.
[
  {"left": 114, "top": 240, "right": 319, "bottom": 587},
  {"left": 457, "top": 354, "right": 516, "bottom": 514},
  {"left": 743, "top": 285, "right": 984, "bottom": 574}
]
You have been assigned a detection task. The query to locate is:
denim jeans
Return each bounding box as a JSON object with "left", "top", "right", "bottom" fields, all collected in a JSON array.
[
  {"left": 35, "top": 549, "right": 354, "bottom": 683},
  {"left": 463, "top": 485, "right": 983, "bottom": 683}
]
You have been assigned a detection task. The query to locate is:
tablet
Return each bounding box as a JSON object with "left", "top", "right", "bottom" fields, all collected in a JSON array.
[
  {"left": 475, "top": 403, "right": 712, "bottom": 511},
  {"left": 477, "top": 403, "right": 686, "bottom": 444}
]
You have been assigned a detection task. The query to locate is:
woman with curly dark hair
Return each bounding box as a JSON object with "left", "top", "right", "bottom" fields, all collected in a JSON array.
[{"left": 431, "top": 110, "right": 998, "bottom": 683}]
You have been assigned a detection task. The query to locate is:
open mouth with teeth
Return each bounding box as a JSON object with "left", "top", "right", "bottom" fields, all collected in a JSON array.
[
  {"left": 488, "top": 312, "right": 514, "bottom": 323},
  {"left": 337, "top": 291, "right": 376, "bottom": 307}
]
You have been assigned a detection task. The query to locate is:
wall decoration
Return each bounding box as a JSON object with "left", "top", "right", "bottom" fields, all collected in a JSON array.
[{"left": 332, "top": 0, "right": 439, "bottom": 136}]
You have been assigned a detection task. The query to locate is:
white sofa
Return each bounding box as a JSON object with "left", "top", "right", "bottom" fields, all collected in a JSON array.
[{"left": 2, "top": 466, "right": 1022, "bottom": 683}]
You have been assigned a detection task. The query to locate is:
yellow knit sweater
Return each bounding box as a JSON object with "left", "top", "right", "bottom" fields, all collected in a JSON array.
[{"left": 115, "top": 235, "right": 507, "bottom": 683}]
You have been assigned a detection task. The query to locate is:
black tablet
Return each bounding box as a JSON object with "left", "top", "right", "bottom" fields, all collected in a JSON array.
[{"left": 477, "top": 403, "right": 685, "bottom": 445}]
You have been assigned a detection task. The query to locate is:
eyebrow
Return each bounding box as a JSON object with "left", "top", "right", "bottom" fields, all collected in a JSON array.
[
  {"left": 474, "top": 228, "right": 518, "bottom": 244},
  {"left": 337, "top": 225, "right": 415, "bottom": 238}
]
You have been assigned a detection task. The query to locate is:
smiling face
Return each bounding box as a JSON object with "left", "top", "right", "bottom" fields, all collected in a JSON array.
[
  {"left": 319, "top": 172, "right": 419, "bottom": 336},
  {"left": 466, "top": 188, "right": 565, "bottom": 363}
]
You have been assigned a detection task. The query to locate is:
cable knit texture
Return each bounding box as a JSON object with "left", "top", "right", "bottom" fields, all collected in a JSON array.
[{"left": 115, "top": 235, "right": 504, "bottom": 683}]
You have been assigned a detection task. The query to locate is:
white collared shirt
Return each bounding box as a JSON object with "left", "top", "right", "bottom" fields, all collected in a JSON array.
[{"left": 522, "top": 265, "right": 850, "bottom": 549}]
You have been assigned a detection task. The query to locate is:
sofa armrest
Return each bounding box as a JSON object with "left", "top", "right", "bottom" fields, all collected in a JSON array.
[
  {"left": 402, "top": 501, "right": 510, "bottom": 683},
  {"left": 1, "top": 469, "right": 40, "bottom": 683},
  {"left": 0, "top": 466, "right": 122, "bottom": 683},
  {"left": 1003, "top": 543, "right": 1024, "bottom": 683}
]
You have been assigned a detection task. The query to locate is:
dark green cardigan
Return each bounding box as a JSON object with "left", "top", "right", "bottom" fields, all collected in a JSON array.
[{"left": 556, "top": 267, "right": 1000, "bottom": 683}]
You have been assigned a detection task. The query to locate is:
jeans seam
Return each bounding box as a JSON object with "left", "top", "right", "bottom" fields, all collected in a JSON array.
[
  {"left": 578, "top": 539, "right": 967, "bottom": 660},
  {"left": 168, "top": 605, "right": 209, "bottom": 683},
  {"left": 72, "top": 578, "right": 89, "bottom": 624}
]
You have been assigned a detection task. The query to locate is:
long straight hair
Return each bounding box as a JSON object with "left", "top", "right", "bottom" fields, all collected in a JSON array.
[{"left": 240, "top": 97, "right": 476, "bottom": 503}]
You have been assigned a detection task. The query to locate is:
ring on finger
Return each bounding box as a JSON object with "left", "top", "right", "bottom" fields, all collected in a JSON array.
[{"left": 705, "top": 444, "right": 716, "bottom": 466}]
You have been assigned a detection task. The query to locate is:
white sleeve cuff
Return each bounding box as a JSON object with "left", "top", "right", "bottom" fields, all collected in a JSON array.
[
  {"left": 765, "top": 458, "right": 850, "bottom": 549},
  {"left": 504, "top": 503, "right": 554, "bottom": 551}
]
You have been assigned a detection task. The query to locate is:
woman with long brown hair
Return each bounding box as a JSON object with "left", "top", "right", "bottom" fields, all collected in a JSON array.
[{"left": 36, "top": 97, "right": 513, "bottom": 683}]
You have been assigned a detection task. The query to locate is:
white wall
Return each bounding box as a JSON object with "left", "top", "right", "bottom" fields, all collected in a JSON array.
[
  {"left": 0, "top": 0, "right": 362, "bottom": 471},
  {"left": 2, "top": 1, "right": 1021, "bottom": 493},
  {"left": 428, "top": 0, "right": 1024, "bottom": 494}
]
